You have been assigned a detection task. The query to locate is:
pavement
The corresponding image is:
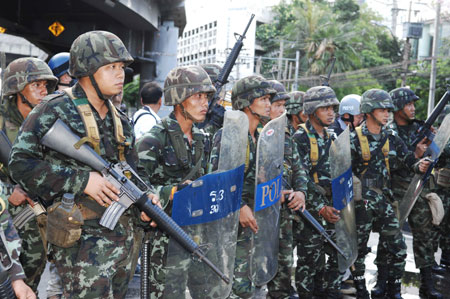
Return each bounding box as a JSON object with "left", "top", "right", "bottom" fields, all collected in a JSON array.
[{"left": 37, "top": 231, "right": 450, "bottom": 298}]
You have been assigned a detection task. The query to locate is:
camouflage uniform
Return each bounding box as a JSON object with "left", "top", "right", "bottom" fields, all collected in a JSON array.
[
  {"left": 349, "top": 89, "right": 418, "bottom": 298},
  {"left": 136, "top": 65, "right": 214, "bottom": 298},
  {"left": 209, "top": 75, "right": 275, "bottom": 298},
  {"left": 8, "top": 31, "right": 146, "bottom": 298},
  {"left": 292, "top": 86, "right": 343, "bottom": 297},
  {"left": 436, "top": 140, "right": 450, "bottom": 268},
  {"left": 285, "top": 91, "right": 306, "bottom": 128},
  {"left": 0, "top": 181, "right": 26, "bottom": 283},
  {"left": 266, "top": 81, "right": 308, "bottom": 299},
  {"left": 0, "top": 57, "right": 57, "bottom": 291}
]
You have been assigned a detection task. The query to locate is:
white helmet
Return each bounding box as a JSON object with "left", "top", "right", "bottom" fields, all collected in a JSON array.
[{"left": 339, "top": 94, "right": 361, "bottom": 115}]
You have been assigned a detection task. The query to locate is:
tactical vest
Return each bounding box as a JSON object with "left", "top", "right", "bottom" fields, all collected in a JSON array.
[
  {"left": 64, "top": 88, "right": 128, "bottom": 161},
  {"left": 161, "top": 118, "right": 205, "bottom": 182},
  {"left": 355, "top": 126, "right": 390, "bottom": 176},
  {"left": 299, "top": 123, "right": 328, "bottom": 184}
]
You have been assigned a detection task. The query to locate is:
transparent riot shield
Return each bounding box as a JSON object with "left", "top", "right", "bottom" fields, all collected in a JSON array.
[
  {"left": 250, "top": 112, "right": 286, "bottom": 286},
  {"left": 330, "top": 127, "right": 358, "bottom": 272},
  {"left": 398, "top": 114, "right": 450, "bottom": 226},
  {"left": 164, "top": 110, "right": 248, "bottom": 298}
]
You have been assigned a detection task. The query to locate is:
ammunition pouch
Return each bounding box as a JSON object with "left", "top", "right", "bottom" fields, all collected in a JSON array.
[
  {"left": 36, "top": 214, "right": 48, "bottom": 254},
  {"left": 47, "top": 202, "right": 84, "bottom": 248},
  {"left": 353, "top": 175, "right": 362, "bottom": 201},
  {"left": 436, "top": 168, "right": 450, "bottom": 188},
  {"left": 314, "top": 184, "right": 332, "bottom": 199},
  {"left": 425, "top": 192, "right": 444, "bottom": 226},
  {"left": 361, "top": 177, "right": 387, "bottom": 190}
]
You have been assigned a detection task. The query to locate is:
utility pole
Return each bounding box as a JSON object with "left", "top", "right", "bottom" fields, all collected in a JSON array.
[
  {"left": 428, "top": 1, "right": 441, "bottom": 116},
  {"left": 401, "top": 0, "right": 413, "bottom": 87},
  {"left": 293, "top": 50, "right": 300, "bottom": 91},
  {"left": 277, "top": 39, "right": 284, "bottom": 80},
  {"left": 391, "top": 0, "right": 399, "bottom": 35}
]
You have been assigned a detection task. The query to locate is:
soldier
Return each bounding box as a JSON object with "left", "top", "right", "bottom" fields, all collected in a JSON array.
[
  {"left": 0, "top": 180, "right": 36, "bottom": 298},
  {"left": 292, "top": 86, "right": 343, "bottom": 298},
  {"left": 1, "top": 57, "right": 58, "bottom": 291},
  {"left": 285, "top": 91, "right": 307, "bottom": 130},
  {"left": 48, "top": 52, "right": 75, "bottom": 91},
  {"left": 8, "top": 31, "right": 159, "bottom": 298},
  {"left": 328, "top": 94, "right": 363, "bottom": 135},
  {"left": 370, "top": 87, "right": 443, "bottom": 299},
  {"left": 349, "top": 89, "right": 430, "bottom": 299},
  {"left": 266, "top": 81, "right": 307, "bottom": 298},
  {"left": 136, "top": 65, "right": 215, "bottom": 298}
]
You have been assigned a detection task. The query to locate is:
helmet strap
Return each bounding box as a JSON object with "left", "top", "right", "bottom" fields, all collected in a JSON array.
[
  {"left": 248, "top": 107, "right": 270, "bottom": 124},
  {"left": 179, "top": 103, "right": 201, "bottom": 123},
  {"left": 341, "top": 114, "right": 355, "bottom": 130},
  {"left": 400, "top": 108, "right": 414, "bottom": 123},
  {"left": 369, "top": 112, "right": 384, "bottom": 127},
  {"left": 18, "top": 92, "right": 35, "bottom": 109},
  {"left": 89, "top": 75, "right": 108, "bottom": 101},
  {"left": 312, "top": 112, "right": 327, "bottom": 128}
]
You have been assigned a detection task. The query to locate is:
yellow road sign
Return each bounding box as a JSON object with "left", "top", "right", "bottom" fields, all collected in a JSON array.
[
  {"left": 48, "top": 21, "right": 65, "bottom": 37},
  {"left": 0, "top": 27, "right": 6, "bottom": 34}
]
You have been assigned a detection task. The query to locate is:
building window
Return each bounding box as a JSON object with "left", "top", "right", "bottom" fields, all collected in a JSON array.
[
  {"left": 214, "top": 21, "right": 217, "bottom": 27},
  {"left": 213, "top": 48, "right": 216, "bottom": 54},
  {"left": 196, "top": 28, "right": 198, "bottom": 34}
]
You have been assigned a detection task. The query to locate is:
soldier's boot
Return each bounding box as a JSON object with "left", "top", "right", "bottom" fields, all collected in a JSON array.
[
  {"left": 437, "top": 251, "right": 450, "bottom": 273},
  {"left": 386, "top": 279, "right": 402, "bottom": 299},
  {"left": 325, "top": 289, "right": 343, "bottom": 299},
  {"left": 431, "top": 263, "right": 446, "bottom": 276},
  {"left": 419, "top": 267, "right": 443, "bottom": 299},
  {"left": 370, "top": 266, "right": 388, "bottom": 298},
  {"left": 353, "top": 276, "right": 369, "bottom": 299}
]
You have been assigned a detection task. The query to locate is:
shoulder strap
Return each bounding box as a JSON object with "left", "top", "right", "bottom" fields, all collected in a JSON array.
[
  {"left": 300, "top": 123, "right": 319, "bottom": 183},
  {"left": 162, "top": 118, "right": 189, "bottom": 169},
  {"left": 355, "top": 126, "right": 390, "bottom": 176},
  {"left": 134, "top": 111, "right": 157, "bottom": 126}
]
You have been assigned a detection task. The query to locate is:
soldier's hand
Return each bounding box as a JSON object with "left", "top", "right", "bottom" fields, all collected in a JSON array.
[
  {"left": 320, "top": 206, "right": 340, "bottom": 223},
  {"left": 287, "top": 191, "right": 306, "bottom": 212},
  {"left": 281, "top": 189, "right": 292, "bottom": 203},
  {"left": 418, "top": 158, "right": 431, "bottom": 173},
  {"left": 414, "top": 138, "right": 429, "bottom": 158},
  {"left": 239, "top": 205, "right": 258, "bottom": 233},
  {"left": 140, "top": 194, "right": 161, "bottom": 227},
  {"left": 8, "top": 185, "right": 30, "bottom": 206},
  {"left": 84, "top": 172, "right": 120, "bottom": 207},
  {"left": 11, "top": 279, "right": 36, "bottom": 299}
]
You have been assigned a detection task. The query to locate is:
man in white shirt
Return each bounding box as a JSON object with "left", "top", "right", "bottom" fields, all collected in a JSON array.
[{"left": 133, "top": 81, "right": 162, "bottom": 139}]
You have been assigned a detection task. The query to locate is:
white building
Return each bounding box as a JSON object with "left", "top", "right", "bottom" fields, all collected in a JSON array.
[{"left": 177, "top": 0, "right": 279, "bottom": 81}]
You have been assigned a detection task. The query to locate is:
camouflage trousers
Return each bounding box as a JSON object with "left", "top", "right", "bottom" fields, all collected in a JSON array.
[
  {"left": 293, "top": 210, "right": 343, "bottom": 296},
  {"left": 9, "top": 205, "right": 46, "bottom": 292},
  {"left": 50, "top": 217, "right": 142, "bottom": 299},
  {"left": 353, "top": 189, "right": 406, "bottom": 280},
  {"left": 267, "top": 206, "right": 296, "bottom": 299},
  {"left": 438, "top": 189, "right": 450, "bottom": 255}
]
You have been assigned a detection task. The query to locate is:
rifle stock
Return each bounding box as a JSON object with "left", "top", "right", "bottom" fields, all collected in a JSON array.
[{"left": 41, "top": 119, "right": 230, "bottom": 284}]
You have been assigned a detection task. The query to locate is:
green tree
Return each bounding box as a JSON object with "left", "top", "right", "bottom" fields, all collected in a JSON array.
[{"left": 123, "top": 75, "right": 140, "bottom": 108}]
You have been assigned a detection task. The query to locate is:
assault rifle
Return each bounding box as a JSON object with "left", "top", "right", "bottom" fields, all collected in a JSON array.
[
  {"left": 0, "top": 131, "right": 46, "bottom": 230},
  {"left": 40, "top": 119, "right": 230, "bottom": 284},
  {"left": 282, "top": 178, "right": 347, "bottom": 259},
  {"left": 201, "top": 14, "right": 255, "bottom": 129},
  {"left": 320, "top": 57, "right": 336, "bottom": 87},
  {"left": 411, "top": 86, "right": 450, "bottom": 149}
]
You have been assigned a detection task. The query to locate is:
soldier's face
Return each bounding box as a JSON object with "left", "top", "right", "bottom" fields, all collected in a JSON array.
[
  {"left": 183, "top": 92, "right": 209, "bottom": 122},
  {"left": 21, "top": 80, "right": 49, "bottom": 105},
  {"left": 402, "top": 102, "right": 416, "bottom": 120},
  {"left": 93, "top": 62, "right": 125, "bottom": 97},
  {"left": 315, "top": 106, "right": 335, "bottom": 126},
  {"left": 299, "top": 111, "right": 308, "bottom": 123},
  {"left": 270, "top": 100, "right": 286, "bottom": 120},
  {"left": 250, "top": 94, "right": 271, "bottom": 117},
  {"left": 353, "top": 113, "right": 364, "bottom": 127},
  {"left": 372, "top": 108, "right": 390, "bottom": 125}
]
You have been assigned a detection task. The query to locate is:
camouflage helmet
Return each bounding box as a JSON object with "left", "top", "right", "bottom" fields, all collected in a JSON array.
[
  {"left": 360, "top": 89, "right": 394, "bottom": 114},
  {"left": 268, "top": 80, "right": 290, "bottom": 103},
  {"left": 2, "top": 57, "right": 58, "bottom": 97},
  {"left": 389, "top": 87, "right": 419, "bottom": 111},
  {"left": 164, "top": 65, "right": 216, "bottom": 106},
  {"left": 69, "top": 31, "right": 134, "bottom": 78},
  {"left": 231, "top": 75, "right": 276, "bottom": 110},
  {"left": 200, "top": 64, "right": 222, "bottom": 83},
  {"left": 303, "top": 86, "right": 339, "bottom": 115},
  {"left": 285, "top": 91, "right": 305, "bottom": 115},
  {"left": 436, "top": 104, "right": 450, "bottom": 126}
]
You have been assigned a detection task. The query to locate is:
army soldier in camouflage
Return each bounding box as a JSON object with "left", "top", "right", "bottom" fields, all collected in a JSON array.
[
  {"left": 371, "top": 87, "right": 443, "bottom": 299},
  {"left": 136, "top": 65, "right": 215, "bottom": 298},
  {"left": 8, "top": 31, "right": 159, "bottom": 298},
  {"left": 1, "top": 57, "right": 58, "bottom": 291},
  {"left": 266, "top": 80, "right": 307, "bottom": 299},
  {"left": 200, "top": 63, "right": 225, "bottom": 137},
  {"left": 286, "top": 91, "right": 307, "bottom": 130},
  {"left": 0, "top": 180, "right": 36, "bottom": 298},
  {"left": 210, "top": 75, "right": 280, "bottom": 298},
  {"left": 349, "top": 89, "right": 431, "bottom": 299},
  {"left": 292, "top": 86, "right": 343, "bottom": 298}
]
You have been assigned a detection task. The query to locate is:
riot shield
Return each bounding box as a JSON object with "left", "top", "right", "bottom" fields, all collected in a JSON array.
[
  {"left": 250, "top": 112, "right": 286, "bottom": 286},
  {"left": 330, "top": 127, "right": 358, "bottom": 272},
  {"left": 163, "top": 111, "right": 248, "bottom": 298},
  {"left": 398, "top": 114, "right": 450, "bottom": 226}
]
